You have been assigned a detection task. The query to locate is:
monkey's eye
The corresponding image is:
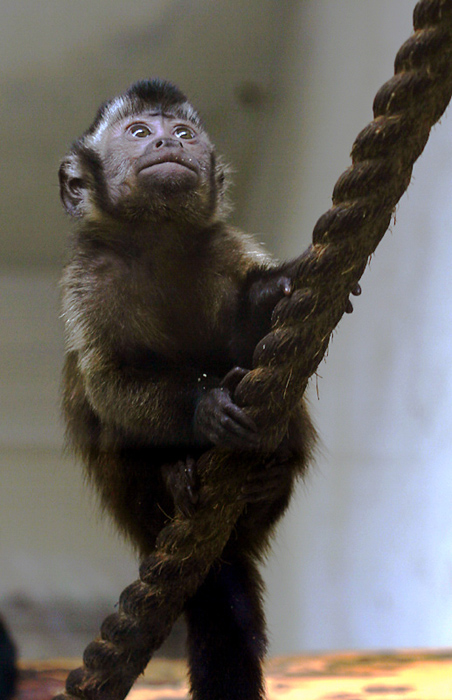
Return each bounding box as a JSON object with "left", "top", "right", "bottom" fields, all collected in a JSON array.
[
  {"left": 174, "top": 125, "right": 196, "bottom": 140},
  {"left": 127, "top": 123, "right": 152, "bottom": 138}
]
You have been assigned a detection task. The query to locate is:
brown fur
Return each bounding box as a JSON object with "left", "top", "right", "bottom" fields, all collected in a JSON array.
[{"left": 59, "top": 79, "right": 316, "bottom": 700}]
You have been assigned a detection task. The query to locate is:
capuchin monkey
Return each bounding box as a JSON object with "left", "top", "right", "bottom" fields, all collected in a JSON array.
[{"left": 59, "top": 79, "right": 317, "bottom": 700}]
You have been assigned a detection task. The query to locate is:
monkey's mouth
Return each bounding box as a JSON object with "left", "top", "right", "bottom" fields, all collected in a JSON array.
[{"left": 137, "top": 153, "right": 199, "bottom": 176}]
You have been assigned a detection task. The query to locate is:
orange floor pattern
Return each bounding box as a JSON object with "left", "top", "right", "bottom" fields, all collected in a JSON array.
[{"left": 16, "top": 650, "right": 452, "bottom": 700}]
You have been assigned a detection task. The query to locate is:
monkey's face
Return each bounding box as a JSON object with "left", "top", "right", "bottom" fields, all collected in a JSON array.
[
  {"left": 60, "top": 109, "right": 226, "bottom": 227},
  {"left": 99, "top": 112, "right": 213, "bottom": 210}
]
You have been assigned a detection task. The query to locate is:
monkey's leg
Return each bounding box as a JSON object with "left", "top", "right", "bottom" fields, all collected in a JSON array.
[{"left": 184, "top": 549, "right": 267, "bottom": 700}]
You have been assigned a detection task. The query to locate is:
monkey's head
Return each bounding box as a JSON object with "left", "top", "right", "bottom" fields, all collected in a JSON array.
[{"left": 59, "top": 79, "right": 230, "bottom": 227}]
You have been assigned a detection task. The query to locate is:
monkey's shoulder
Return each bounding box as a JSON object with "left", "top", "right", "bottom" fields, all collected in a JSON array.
[
  {"left": 61, "top": 249, "right": 163, "bottom": 353},
  {"left": 209, "top": 225, "right": 273, "bottom": 276}
]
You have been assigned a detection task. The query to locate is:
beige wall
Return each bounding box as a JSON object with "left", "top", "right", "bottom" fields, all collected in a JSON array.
[{"left": 0, "top": 273, "right": 136, "bottom": 599}]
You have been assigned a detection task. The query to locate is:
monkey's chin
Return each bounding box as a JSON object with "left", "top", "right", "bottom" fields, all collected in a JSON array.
[{"left": 138, "top": 162, "right": 199, "bottom": 193}]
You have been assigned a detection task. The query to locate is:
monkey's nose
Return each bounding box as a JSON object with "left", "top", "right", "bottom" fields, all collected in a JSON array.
[{"left": 153, "top": 137, "right": 182, "bottom": 149}]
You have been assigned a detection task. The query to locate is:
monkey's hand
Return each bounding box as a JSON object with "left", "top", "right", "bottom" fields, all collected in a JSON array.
[
  {"left": 193, "top": 367, "right": 261, "bottom": 451},
  {"left": 249, "top": 273, "right": 292, "bottom": 318},
  {"left": 161, "top": 456, "right": 199, "bottom": 518},
  {"left": 232, "top": 272, "right": 293, "bottom": 364}
]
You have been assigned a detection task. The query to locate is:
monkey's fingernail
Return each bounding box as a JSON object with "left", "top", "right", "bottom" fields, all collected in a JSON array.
[
  {"left": 281, "top": 278, "right": 292, "bottom": 295},
  {"left": 345, "top": 299, "right": 354, "bottom": 313},
  {"left": 352, "top": 283, "right": 362, "bottom": 296}
]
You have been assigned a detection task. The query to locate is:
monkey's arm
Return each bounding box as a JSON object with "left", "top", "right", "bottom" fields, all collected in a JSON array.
[
  {"left": 230, "top": 264, "right": 294, "bottom": 366},
  {"left": 234, "top": 257, "right": 359, "bottom": 363},
  {"left": 69, "top": 350, "right": 260, "bottom": 450},
  {"left": 244, "top": 257, "right": 361, "bottom": 326}
]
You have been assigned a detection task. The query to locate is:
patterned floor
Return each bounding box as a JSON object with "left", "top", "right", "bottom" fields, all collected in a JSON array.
[{"left": 14, "top": 649, "right": 452, "bottom": 700}]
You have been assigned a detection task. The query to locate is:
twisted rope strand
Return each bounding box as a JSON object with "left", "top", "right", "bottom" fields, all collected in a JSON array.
[
  {"left": 55, "top": 2, "right": 452, "bottom": 699},
  {"left": 235, "top": 0, "right": 452, "bottom": 415}
]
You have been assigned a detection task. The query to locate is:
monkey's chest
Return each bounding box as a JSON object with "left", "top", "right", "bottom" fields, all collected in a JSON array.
[
  {"left": 118, "top": 288, "right": 235, "bottom": 373},
  {"left": 104, "top": 260, "right": 239, "bottom": 372},
  {"left": 162, "top": 305, "right": 234, "bottom": 371}
]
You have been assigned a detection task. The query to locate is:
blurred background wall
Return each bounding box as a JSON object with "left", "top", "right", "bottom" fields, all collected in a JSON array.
[{"left": 1, "top": 0, "right": 452, "bottom": 659}]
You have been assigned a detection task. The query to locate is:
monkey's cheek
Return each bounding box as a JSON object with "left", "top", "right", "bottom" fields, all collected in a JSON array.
[{"left": 138, "top": 163, "right": 199, "bottom": 193}]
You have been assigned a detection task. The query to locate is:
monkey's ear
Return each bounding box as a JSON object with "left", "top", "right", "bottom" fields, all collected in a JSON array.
[{"left": 59, "top": 155, "right": 88, "bottom": 218}]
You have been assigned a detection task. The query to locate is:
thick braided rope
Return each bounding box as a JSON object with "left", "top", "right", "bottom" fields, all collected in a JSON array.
[
  {"left": 235, "top": 0, "right": 452, "bottom": 424},
  {"left": 55, "top": 2, "right": 452, "bottom": 699}
]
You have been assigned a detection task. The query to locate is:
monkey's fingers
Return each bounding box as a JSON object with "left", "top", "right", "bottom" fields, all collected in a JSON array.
[
  {"left": 204, "top": 400, "right": 260, "bottom": 450},
  {"left": 278, "top": 276, "right": 293, "bottom": 296},
  {"left": 345, "top": 283, "right": 362, "bottom": 313},
  {"left": 223, "top": 400, "right": 258, "bottom": 432},
  {"left": 221, "top": 366, "right": 249, "bottom": 392},
  {"left": 194, "top": 385, "right": 260, "bottom": 449}
]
